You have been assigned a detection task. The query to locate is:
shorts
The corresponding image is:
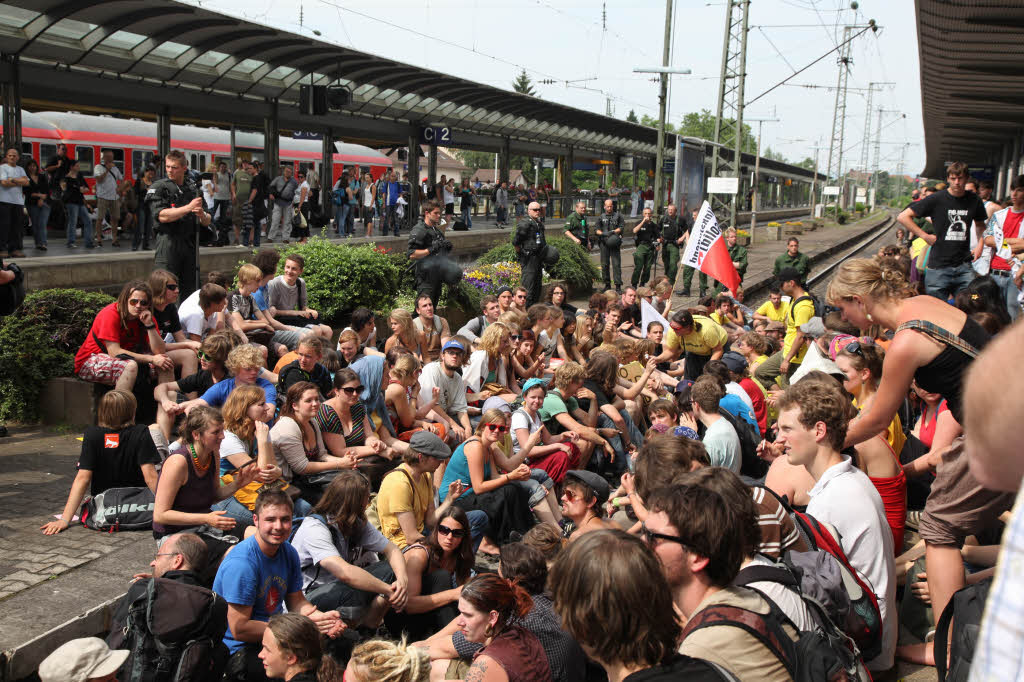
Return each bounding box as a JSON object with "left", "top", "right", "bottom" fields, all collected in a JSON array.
[
  {"left": 77, "top": 353, "right": 153, "bottom": 385},
  {"left": 517, "top": 469, "right": 554, "bottom": 507},
  {"left": 918, "top": 437, "right": 1015, "bottom": 547},
  {"left": 444, "top": 203, "right": 455, "bottom": 215},
  {"left": 272, "top": 329, "right": 302, "bottom": 350}
]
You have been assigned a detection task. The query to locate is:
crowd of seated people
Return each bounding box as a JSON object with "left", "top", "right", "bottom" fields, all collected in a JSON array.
[{"left": 37, "top": 205, "right": 1024, "bottom": 682}]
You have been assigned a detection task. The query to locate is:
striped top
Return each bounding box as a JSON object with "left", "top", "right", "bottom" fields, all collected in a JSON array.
[{"left": 315, "top": 401, "right": 367, "bottom": 448}]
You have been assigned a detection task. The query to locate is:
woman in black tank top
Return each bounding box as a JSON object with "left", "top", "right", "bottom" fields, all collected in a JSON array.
[{"left": 827, "top": 258, "right": 989, "bottom": 445}]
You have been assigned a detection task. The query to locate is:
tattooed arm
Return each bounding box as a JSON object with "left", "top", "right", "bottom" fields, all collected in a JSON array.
[{"left": 464, "top": 654, "right": 509, "bottom": 682}]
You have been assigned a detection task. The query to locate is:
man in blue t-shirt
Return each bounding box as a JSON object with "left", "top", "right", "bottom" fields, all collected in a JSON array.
[{"left": 213, "top": 489, "right": 344, "bottom": 679}]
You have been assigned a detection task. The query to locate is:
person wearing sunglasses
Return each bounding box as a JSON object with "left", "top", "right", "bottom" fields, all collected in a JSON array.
[
  {"left": 439, "top": 408, "right": 535, "bottom": 545},
  {"left": 560, "top": 470, "right": 611, "bottom": 541},
  {"left": 386, "top": 506, "right": 476, "bottom": 641},
  {"left": 317, "top": 368, "right": 391, "bottom": 478},
  {"left": 154, "top": 331, "right": 233, "bottom": 441},
  {"left": 74, "top": 279, "right": 173, "bottom": 394},
  {"left": 149, "top": 268, "right": 201, "bottom": 375}
]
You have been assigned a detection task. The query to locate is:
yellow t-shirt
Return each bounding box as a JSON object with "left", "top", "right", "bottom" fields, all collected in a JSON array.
[
  {"left": 376, "top": 464, "right": 433, "bottom": 549},
  {"left": 665, "top": 315, "right": 728, "bottom": 357},
  {"left": 710, "top": 311, "right": 729, "bottom": 327},
  {"left": 783, "top": 298, "right": 815, "bottom": 365},
  {"left": 755, "top": 300, "right": 789, "bottom": 322}
]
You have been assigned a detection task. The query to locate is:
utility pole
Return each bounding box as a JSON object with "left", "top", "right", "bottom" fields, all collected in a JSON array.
[
  {"left": 710, "top": 0, "right": 750, "bottom": 229},
  {"left": 825, "top": 26, "right": 853, "bottom": 218},
  {"left": 859, "top": 82, "right": 893, "bottom": 178},
  {"left": 653, "top": 0, "right": 674, "bottom": 211},
  {"left": 746, "top": 117, "right": 778, "bottom": 245}
]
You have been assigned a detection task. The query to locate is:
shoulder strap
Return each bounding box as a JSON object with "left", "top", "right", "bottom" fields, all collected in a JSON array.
[
  {"left": 734, "top": 564, "right": 799, "bottom": 589},
  {"left": 895, "top": 319, "right": 980, "bottom": 358},
  {"left": 682, "top": 601, "right": 795, "bottom": 678},
  {"left": 787, "top": 295, "right": 812, "bottom": 323},
  {"left": 933, "top": 586, "right": 957, "bottom": 681}
]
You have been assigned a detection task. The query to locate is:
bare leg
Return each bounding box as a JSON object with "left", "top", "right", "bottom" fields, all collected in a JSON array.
[
  {"left": 360, "top": 594, "right": 391, "bottom": 628},
  {"left": 168, "top": 348, "right": 198, "bottom": 378},
  {"left": 113, "top": 360, "right": 139, "bottom": 393},
  {"left": 156, "top": 406, "right": 176, "bottom": 442}
]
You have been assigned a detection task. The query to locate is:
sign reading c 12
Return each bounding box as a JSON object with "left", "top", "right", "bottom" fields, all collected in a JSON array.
[{"left": 420, "top": 126, "right": 454, "bottom": 145}]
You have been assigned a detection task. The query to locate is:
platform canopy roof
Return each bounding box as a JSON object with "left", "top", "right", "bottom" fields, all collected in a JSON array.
[
  {"left": 916, "top": 0, "right": 1024, "bottom": 177},
  {"left": 0, "top": 0, "right": 663, "bottom": 157}
]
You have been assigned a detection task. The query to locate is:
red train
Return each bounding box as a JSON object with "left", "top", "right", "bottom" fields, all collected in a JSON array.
[{"left": 10, "top": 109, "right": 392, "bottom": 197}]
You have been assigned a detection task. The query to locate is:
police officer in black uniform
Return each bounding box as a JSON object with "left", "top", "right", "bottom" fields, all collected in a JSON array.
[
  {"left": 408, "top": 199, "right": 461, "bottom": 308},
  {"left": 595, "top": 198, "right": 625, "bottom": 292},
  {"left": 514, "top": 201, "right": 559, "bottom": 307},
  {"left": 657, "top": 202, "right": 688, "bottom": 288},
  {"left": 147, "top": 150, "right": 211, "bottom": 299}
]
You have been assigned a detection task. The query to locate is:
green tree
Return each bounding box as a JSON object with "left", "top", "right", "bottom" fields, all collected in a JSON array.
[
  {"left": 762, "top": 146, "right": 787, "bottom": 163},
  {"left": 639, "top": 114, "right": 678, "bottom": 134},
  {"left": 626, "top": 109, "right": 639, "bottom": 123},
  {"left": 513, "top": 69, "right": 536, "bottom": 96},
  {"left": 455, "top": 150, "right": 497, "bottom": 173},
  {"left": 675, "top": 109, "right": 757, "bottom": 153},
  {"left": 796, "top": 156, "right": 816, "bottom": 171}
]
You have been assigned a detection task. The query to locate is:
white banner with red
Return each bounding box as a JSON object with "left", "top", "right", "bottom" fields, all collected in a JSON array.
[{"left": 680, "top": 201, "right": 741, "bottom": 294}]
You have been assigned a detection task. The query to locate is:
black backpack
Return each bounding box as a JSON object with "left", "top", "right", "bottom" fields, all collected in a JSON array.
[
  {"left": 80, "top": 487, "right": 155, "bottom": 532},
  {"left": 934, "top": 576, "right": 993, "bottom": 682},
  {"left": 0, "top": 262, "right": 25, "bottom": 316},
  {"left": 717, "top": 407, "right": 766, "bottom": 479},
  {"left": 787, "top": 294, "right": 825, "bottom": 324},
  {"left": 683, "top": 584, "right": 869, "bottom": 682},
  {"left": 111, "top": 577, "right": 229, "bottom": 682}
]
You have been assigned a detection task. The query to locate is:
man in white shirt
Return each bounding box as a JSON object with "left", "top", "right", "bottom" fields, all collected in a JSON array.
[
  {"left": 177, "top": 282, "right": 228, "bottom": 342},
  {"left": 690, "top": 376, "right": 741, "bottom": 473},
  {"left": 775, "top": 379, "right": 896, "bottom": 671},
  {"left": 94, "top": 149, "right": 124, "bottom": 247},
  {"left": 418, "top": 339, "right": 472, "bottom": 444}
]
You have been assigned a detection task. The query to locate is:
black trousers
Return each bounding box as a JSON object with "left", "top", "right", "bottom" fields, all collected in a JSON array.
[
  {"left": 521, "top": 256, "right": 542, "bottom": 307},
  {"left": 0, "top": 202, "right": 23, "bottom": 253},
  {"left": 599, "top": 242, "right": 622, "bottom": 288},
  {"left": 154, "top": 232, "right": 199, "bottom": 299}
]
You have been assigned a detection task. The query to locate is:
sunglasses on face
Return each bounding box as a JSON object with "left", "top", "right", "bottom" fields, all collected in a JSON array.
[
  {"left": 341, "top": 385, "right": 365, "bottom": 395},
  {"left": 510, "top": 334, "right": 521, "bottom": 340},
  {"left": 562, "top": 487, "right": 584, "bottom": 502},
  {"left": 485, "top": 423, "right": 508, "bottom": 434},
  {"left": 197, "top": 350, "right": 211, "bottom": 361},
  {"left": 128, "top": 299, "right": 149, "bottom": 307},
  {"left": 437, "top": 525, "right": 466, "bottom": 539},
  {"left": 165, "top": 283, "right": 179, "bottom": 291}
]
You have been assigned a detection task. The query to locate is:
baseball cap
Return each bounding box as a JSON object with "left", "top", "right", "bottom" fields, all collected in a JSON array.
[
  {"left": 720, "top": 351, "right": 748, "bottom": 373},
  {"left": 38, "top": 637, "right": 129, "bottom": 682},
  {"left": 765, "top": 320, "right": 785, "bottom": 332},
  {"left": 441, "top": 339, "right": 465, "bottom": 353},
  {"left": 408, "top": 431, "right": 452, "bottom": 459},
  {"left": 776, "top": 267, "right": 802, "bottom": 284},
  {"left": 564, "top": 469, "right": 611, "bottom": 507}
]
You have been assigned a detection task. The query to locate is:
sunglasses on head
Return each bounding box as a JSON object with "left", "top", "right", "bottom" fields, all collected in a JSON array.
[
  {"left": 485, "top": 423, "right": 508, "bottom": 434},
  {"left": 844, "top": 340, "right": 867, "bottom": 358},
  {"left": 341, "top": 385, "right": 365, "bottom": 395},
  {"left": 437, "top": 525, "right": 466, "bottom": 539}
]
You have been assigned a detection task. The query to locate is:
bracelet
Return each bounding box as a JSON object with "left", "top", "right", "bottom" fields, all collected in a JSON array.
[
  {"left": 504, "top": 474, "right": 509, "bottom": 482},
  {"left": 143, "top": 323, "right": 156, "bottom": 329}
]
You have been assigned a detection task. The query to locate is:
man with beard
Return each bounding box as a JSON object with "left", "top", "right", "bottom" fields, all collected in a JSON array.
[{"left": 417, "top": 339, "right": 472, "bottom": 444}]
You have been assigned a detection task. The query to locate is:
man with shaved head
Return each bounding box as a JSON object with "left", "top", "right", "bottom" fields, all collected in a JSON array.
[{"left": 514, "top": 201, "right": 550, "bottom": 306}]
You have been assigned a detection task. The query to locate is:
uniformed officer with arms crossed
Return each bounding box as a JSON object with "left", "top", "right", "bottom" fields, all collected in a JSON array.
[
  {"left": 631, "top": 207, "right": 660, "bottom": 288},
  {"left": 147, "top": 150, "right": 211, "bottom": 299},
  {"left": 715, "top": 227, "right": 748, "bottom": 294},
  {"left": 515, "top": 201, "right": 558, "bottom": 307},
  {"left": 657, "top": 203, "right": 688, "bottom": 290},
  {"left": 595, "top": 198, "right": 624, "bottom": 293},
  {"left": 564, "top": 200, "right": 589, "bottom": 249},
  {"left": 407, "top": 199, "right": 459, "bottom": 308}
]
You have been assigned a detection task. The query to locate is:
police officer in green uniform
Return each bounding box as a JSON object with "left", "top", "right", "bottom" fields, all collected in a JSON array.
[
  {"left": 631, "top": 207, "right": 660, "bottom": 288},
  {"left": 564, "top": 200, "right": 589, "bottom": 249},
  {"left": 515, "top": 201, "right": 558, "bottom": 306},
  {"left": 657, "top": 203, "right": 687, "bottom": 286},
  {"left": 408, "top": 199, "right": 460, "bottom": 308},
  {"left": 147, "top": 150, "right": 211, "bottom": 299},
  {"left": 772, "top": 236, "right": 811, "bottom": 285},
  {"left": 595, "top": 198, "right": 624, "bottom": 292},
  {"left": 713, "top": 227, "right": 749, "bottom": 294}
]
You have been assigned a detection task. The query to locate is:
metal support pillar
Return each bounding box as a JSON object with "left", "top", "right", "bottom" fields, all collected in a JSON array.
[
  {"left": 156, "top": 109, "right": 171, "bottom": 176},
  {"left": 427, "top": 144, "right": 437, "bottom": 187},
  {"left": 654, "top": 0, "right": 674, "bottom": 210},
  {"left": 229, "top": 125, "right": 237, "bottom": 170},
  {"left": 825, "top": 27, "right": 853, "bottom": 213},
  {"left": 407, "top": 131, "right": 420, "bottom": 220},
  {"left": 321, "top": 128, "right": 334, "bottom": 217},
  {"left": 499, "top": 137, "right": 511, "bottom": 186},
  {"left": 0, "top": 53, "right": 21, "bottom": 153},
  {"left": 264, "top": 98, "right": 280, "bottom": 175},
  {"left": 710, "top": 0, "right": 750, "bottom": 227},
  {"left": 996, "top": 142, "right": 1009, "bottom": 199},
  {"left": 563, "top": 147, "right": 575, "bottom": 217},
  {"left": 613, "top": 154, "right": 622, "bottom": 190}
]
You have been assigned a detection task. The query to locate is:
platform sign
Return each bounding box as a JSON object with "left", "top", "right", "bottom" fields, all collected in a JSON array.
[
  {"left": 856, "top": 188, "right": 867, "bottom": 201},
  {"left": 822, "top": 186, "right": 841, "bottom": 196},
  {"left": 419, "top": 126, "right": 453, "bottom": 145},
  {"left": 707, "top": 176, "right": 739, "bottom": 194},
  {"left": 620, "top": 155, "right": 634, "bottom": 171}
]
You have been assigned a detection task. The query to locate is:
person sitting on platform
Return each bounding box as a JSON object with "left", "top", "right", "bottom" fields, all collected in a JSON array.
[
  {"left": 148, "top": 269, "right": 202, "bottom": 378},
  {"left": 267, "top": 253, "right": 332, "bottom": 340},
  {"left": 177, "top": 281, "right": 230, "bottom": 343},
  {"left": 418, "top": 339, "right": 473, "bottom": 445},
  {"left": 413, "top": 295, "right": 452, "bottom": 364},
  {"left": 456, "top": 295, "right": 501, "bottom": 346},
  {"left": 154, "top": 331, "right": 234, "bottom": 441},
  {"left": 277, "top": 334, "right": 333, "bottom": 400}
]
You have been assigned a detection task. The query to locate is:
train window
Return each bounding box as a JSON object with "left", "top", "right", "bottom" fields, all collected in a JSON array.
[
  {"left": 20, "top": 142, "right": 32, "bottom": 157},
  {"left": 100, "top": 148, "right": 125, "bottom": 174},
  {"left": 200, "top": 155, "right": 207, "bottom": 171},
  {"left": 132, "top": 150, "right": 156, "bottom": 176},
  {"left": 76, "top": 146, "right": 94, "bottom": 175},
  {"left": 40, "top": 144, "right": 56, "bottom": 165},
  {"left": 190, "top": 154, "right": 198, "bottom": 170}
]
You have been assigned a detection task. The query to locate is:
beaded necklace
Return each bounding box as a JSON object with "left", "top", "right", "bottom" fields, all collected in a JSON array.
[{"left": 188, "top": 442, "right": 211, "bottom": 474}]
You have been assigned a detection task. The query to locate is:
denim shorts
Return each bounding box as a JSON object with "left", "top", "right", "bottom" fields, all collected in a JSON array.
[{"left": 516, "top": 469, "right": 554, "bottom": 507}]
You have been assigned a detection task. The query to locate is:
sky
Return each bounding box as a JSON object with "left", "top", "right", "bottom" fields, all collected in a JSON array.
[{"left": 187, "top": 0, "right": 925, "bottom": 177}]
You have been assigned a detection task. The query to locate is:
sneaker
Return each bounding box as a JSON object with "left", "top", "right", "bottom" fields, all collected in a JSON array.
[
  {"left": 10, "top": 250, "right": 24, "bottom": 258},
  {"left": 86, "top": 244, "right": 96, "bottom": 249},
  {"left": 66, "top": 243, "right": 76, "bottom": 249},
  {"left": 675, "top": 289, "right": 688, "bottom": 296},
  {"left": 131, "top": 246, "right": 139, "bottom": 252}
]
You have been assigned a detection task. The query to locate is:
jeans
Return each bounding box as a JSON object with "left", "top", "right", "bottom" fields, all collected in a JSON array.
[
  {"left": 990, "top": 270, "right": 1022, "bottom": 321},
  {"left": 461, "top": 206, "right": 472, "bottom": 228},
  {"left": 496, "top": 205, "right": 507, "bottom": 224},
  {"left": 464, "top": 509, "right": 489, "bottom": 553},
  {"left": 385, "top": 204, "right": 399, "bottom": 236},
  {"left": 268, "top": 201, "right": 290, "bottom": 241},
  {"left": 925, "top": 261, "right": 975, "bottom": 301},
  {"left": 211, "top": 495, "right": 312, "bottom": 527},
  {"left": 517, "top": 469, "right": 554, "bottom": 507},
  {"left": 27, "top": 202, "right": 50, "bottom": 247},
  {"left": 65, "top": 203, "right": 93, "bottom": 247},
  {"left": 132, "top": 204, "right": 152, "bottom": 250},
  {"left": 212, "top": 198, "right": 231, "bottom": 224},
  {"left": 335, "top": 203, "right": 351, "bottom": 236}
]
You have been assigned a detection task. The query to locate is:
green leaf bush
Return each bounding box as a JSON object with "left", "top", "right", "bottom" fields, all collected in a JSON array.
[
  {"left": 477, "top": 235, "right": 598, "bottom": 291},
  {"left": 273, "top": 237, "right": 402, "bottom": 322},
  {"left": 0, "top": 288, "right": 114, "bottom": 422}
]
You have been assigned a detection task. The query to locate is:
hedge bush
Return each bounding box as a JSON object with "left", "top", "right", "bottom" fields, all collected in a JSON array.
[
  {"left": 0, "top": 288, "right": 114, "bottom": 422},
  {"left": 273, "top": 237, "right": 402, "bottom": 321},
  {"left": 477, "top": 235, "right": 598, "bottom": 291}
]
